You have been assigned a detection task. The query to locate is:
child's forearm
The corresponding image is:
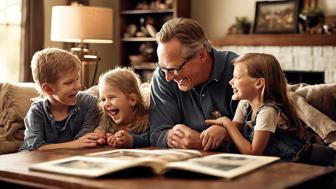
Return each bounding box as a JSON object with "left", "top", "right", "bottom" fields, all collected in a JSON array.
[
  {"left": 36, "top": 141, "right": 80, "bottom": 151},
  {"left": 225, "top": 125, "right": 253, "bottom": 154},
  {"left": 36, "top": 135, "right": 100, "bottom": 150}
]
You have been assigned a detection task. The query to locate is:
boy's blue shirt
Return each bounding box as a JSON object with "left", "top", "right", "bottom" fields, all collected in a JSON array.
[{"left": 19, "top": 91, "right": 100, "bottom": 151}]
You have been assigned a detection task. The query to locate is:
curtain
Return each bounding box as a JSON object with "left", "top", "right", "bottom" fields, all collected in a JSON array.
[{"left": 19, "top": 0, "right": 44, "bottom": 82}]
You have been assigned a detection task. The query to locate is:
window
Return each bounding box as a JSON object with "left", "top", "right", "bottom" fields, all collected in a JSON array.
[{"left": 0, "top": 0, "right": 22, "bottom": 82}]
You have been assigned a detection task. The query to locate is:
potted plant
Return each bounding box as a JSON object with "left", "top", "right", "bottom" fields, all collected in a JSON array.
[
  {"left": 235, "top": 16, "right": 251, "bottom": 34},
  {"left": 299, "top": 7, "right": 324, "bottom": 31}
]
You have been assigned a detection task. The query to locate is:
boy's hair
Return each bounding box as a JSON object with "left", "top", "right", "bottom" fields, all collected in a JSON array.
[
  {"left": 31, "top": 48, "right": 81, "bottom": 90},
  {"left": 232, "top": 53, "right": 306, "bottom": 139},
  {"left": 98, "top": 67, "right": 148, "bottom": 133},
  {"left": 156, "top": 17, "right": 213, "bottom": 59}
]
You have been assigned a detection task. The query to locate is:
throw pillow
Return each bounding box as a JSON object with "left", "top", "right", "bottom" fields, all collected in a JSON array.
[{"left": 0, "top": 82, "right": 39, "bottom": 154}]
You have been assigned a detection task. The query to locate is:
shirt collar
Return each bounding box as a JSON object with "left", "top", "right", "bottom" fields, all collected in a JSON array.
[{"left": 42, "top": 98, "right": 79, "bottom": 120}]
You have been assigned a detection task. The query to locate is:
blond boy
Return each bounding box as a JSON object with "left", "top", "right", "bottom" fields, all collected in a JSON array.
[{"left": 19, "top": 48, "right": 102, "bottom": 151}]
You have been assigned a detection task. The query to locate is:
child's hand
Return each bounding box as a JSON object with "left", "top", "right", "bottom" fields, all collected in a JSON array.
[
  {"left": 205, "top": 116, "right": 231, "bottom": 127},
  {"left": 200, "top": 125, "right": 227, "bottom": 151},
  {"left": 76, "top": 132, "right": 101, "bottom": 148},
  {"left": 96, "top": 138, "right": 106, "bottom": 145},
  {"left": 113, "top": 130, "right": 134, "bottom": 148},
  {"left": 106, "top": 133, "right": 115, "bottom": 146},
  {"left": 94, "top": 131, "right": 107, "bottom": 145}
]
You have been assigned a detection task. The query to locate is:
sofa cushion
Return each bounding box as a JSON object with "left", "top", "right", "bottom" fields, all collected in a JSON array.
[
  {"left": 288, "top": 83, "right": 336, "bottom": 146},
  {"left": 0, "top": 82, "right": 39, "bottom": 154},
  {"left": 288, "top": 83, "right": 336, "bottom": 121}
]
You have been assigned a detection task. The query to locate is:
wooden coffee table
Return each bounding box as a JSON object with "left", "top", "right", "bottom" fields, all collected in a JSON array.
[{"left": 0, "top": 147, "right": 335, "bottom": 189}]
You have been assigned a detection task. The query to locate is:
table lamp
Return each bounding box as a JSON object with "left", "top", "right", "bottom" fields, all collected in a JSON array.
[{"left": 50, "top": 5, "right": 113, "bottom": 89}]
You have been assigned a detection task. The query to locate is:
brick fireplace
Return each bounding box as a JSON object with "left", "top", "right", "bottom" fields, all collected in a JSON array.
[{"left": 215, "top": 46, "right": 336, "bottom": 84}]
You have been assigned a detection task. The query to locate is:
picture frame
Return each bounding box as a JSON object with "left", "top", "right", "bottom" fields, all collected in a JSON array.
[{"left": 253, "top": 0, "right": 299, "bottom": 34}]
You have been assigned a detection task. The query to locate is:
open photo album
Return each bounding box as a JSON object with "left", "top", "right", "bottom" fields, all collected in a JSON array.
[{"left": 29, "top": 149, "right": 280, "bottom": 179}]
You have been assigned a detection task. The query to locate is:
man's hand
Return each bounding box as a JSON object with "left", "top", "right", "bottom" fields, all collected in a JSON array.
[{"left": 167, "top": 124, "right": 202, "bottom": 149}]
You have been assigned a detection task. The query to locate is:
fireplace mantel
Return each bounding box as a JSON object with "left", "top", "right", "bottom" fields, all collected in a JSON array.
[
  {"left": 213, "top": 38, "right": 336, "bottom": 83},
  {"left": 212, "top": 34, "right": 336, "bottom": 47}
]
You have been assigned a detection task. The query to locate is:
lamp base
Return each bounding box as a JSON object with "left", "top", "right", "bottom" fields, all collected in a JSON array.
[{"left": 70, "top": 46, "right": 100, "bottom": 89}]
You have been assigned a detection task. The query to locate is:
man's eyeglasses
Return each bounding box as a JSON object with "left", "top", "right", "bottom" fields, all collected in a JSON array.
[{"left": 156, "top": 51, "right": 197, "bottom": 75}]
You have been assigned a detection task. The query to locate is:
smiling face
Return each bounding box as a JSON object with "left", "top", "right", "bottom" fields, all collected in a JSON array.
[
  {"left": 229, "top": 62, "right": 261, "bottom": 102},
  {"left": 157, "top": 38, "right": 208, "bottom": 92},
  {"left": 99, "top": 83, "right": 137, "bottom": 125},
  {"left": 47, "top": 68, "right": 81, "bottom": 107}
]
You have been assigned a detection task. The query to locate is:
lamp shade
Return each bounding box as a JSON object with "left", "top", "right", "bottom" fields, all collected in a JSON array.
[{"left": 51, "top": 5, "right": 113, "bottom": 43}]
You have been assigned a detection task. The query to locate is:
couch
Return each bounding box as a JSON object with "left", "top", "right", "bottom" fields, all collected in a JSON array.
[
  {"left": 0, "top": 82, "right": 335, "bottom": 154},
  {"left": 288, "top": 83, "right": 336, "bottom": 148},
  {"left": 0, "top": 82, "right": 40, "bottom": 154}
]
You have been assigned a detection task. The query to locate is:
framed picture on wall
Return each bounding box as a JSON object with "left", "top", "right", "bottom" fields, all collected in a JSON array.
[{"left": 253, "top": 0, "right": 299, "bottom": 33}]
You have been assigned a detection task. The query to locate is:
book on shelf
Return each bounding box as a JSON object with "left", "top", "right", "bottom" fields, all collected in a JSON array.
[{"left": 29, "top": 149, "right": 280, "bottom": 179}]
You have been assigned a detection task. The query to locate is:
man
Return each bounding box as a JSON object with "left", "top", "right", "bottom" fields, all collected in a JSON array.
[{"left": 149, "top": 18, "right": 238, "bottom": 150}]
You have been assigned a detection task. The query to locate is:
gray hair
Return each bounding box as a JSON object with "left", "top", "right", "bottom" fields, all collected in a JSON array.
[{"left": 156, "top": 17, "right": 212, "bottom": 58}]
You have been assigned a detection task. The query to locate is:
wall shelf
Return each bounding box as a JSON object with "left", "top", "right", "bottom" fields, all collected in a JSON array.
[
  {"left": 122, "top": 9, "right": 174, "bottom": 14},
  {"left": 212, "top": 34, "right": 336, "bottom": 46},
  {"left": 122, "top": 37, "right": 156, "bottom": 42},
  {"left": 131, "top": 62, "right": 157, "bottom": 70}
]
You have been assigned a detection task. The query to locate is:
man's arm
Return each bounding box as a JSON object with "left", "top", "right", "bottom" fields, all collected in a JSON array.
[
  {"left": 149, "top": 68, "right": 184, "bottom": 147},
  {"left": 37, "top": 132, "right": 102, "bottom": 151}
]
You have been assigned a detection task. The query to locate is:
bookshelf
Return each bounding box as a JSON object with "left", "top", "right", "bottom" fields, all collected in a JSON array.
[{"left": 119, "top": 0, "right": 190, "bottom": 81}]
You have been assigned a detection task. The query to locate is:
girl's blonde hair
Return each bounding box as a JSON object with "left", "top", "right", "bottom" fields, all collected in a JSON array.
[
  {"left": 233, "top": 53, "right": 306, "bottom": 139},
  {"left": 98, "top": 67, "right": 148, "bottom": 133}
]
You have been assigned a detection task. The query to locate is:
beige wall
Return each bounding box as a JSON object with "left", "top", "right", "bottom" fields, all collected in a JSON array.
[
  {"left": 191, "top": 0, "right": 256, "bottom": 39},
  {"left": 191, "top": 0, "right": 336, "bottom": 39},
  {"left": 321, "top": 0, "right": 336, "bottom": 15},
  {"left": 43, "top": 0, "right": 65, "bottom": 49}
]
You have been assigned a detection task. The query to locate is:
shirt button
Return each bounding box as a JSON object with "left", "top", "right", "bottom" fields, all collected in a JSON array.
[{"left": 202, "top": 94, "right": 205, "bottom": 97}]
